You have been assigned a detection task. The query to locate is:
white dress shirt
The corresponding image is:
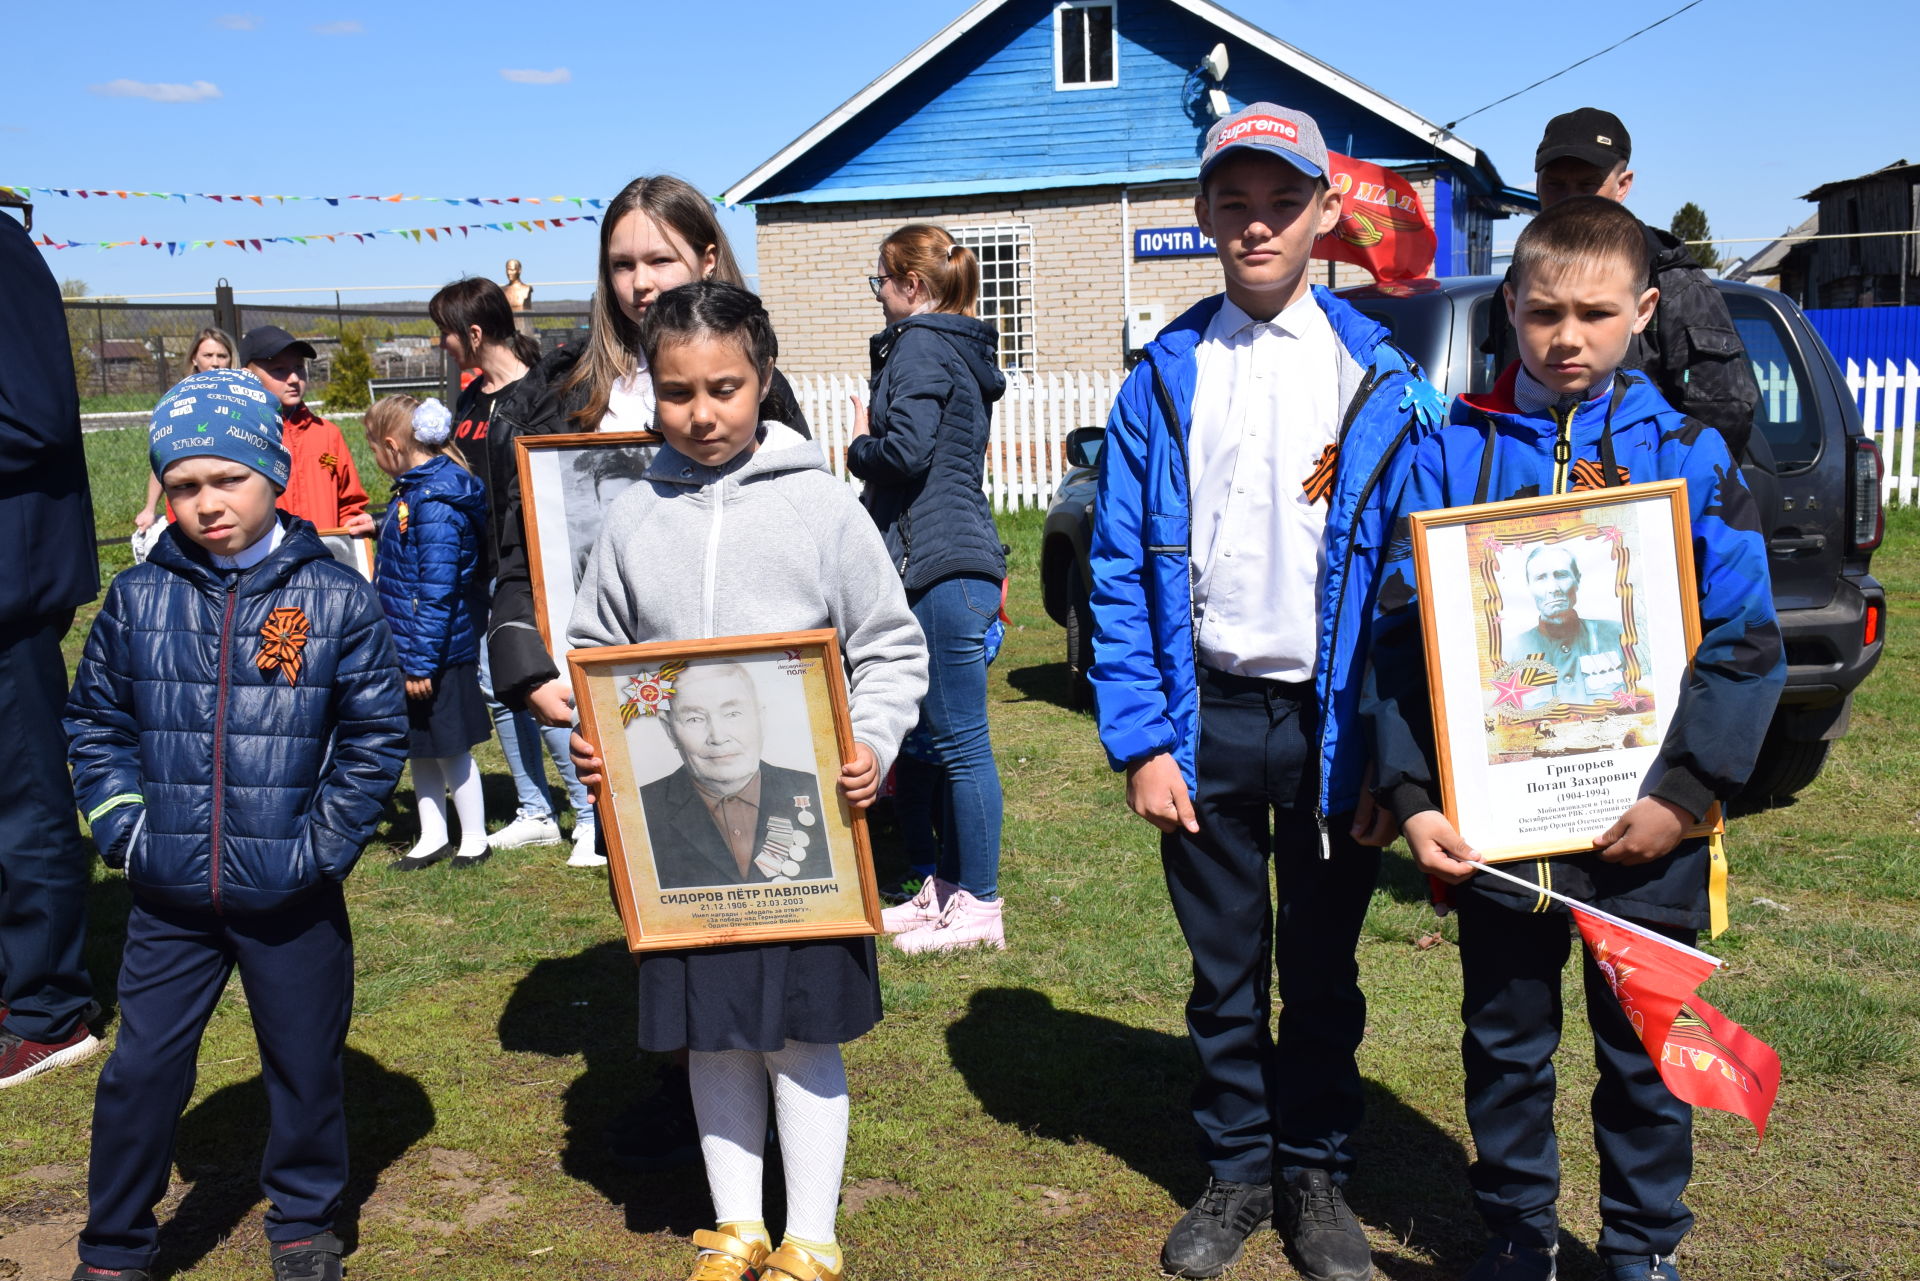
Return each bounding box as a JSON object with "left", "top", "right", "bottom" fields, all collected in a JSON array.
[
  {"left": 599, "top": 353, "right": 657, "bottom": 433},
  {"left": 1188, "top": 291, "right": 1341, "bottom": 683},
  {"left": 212, "top": 518, "right": 286, "bottom": 571}
]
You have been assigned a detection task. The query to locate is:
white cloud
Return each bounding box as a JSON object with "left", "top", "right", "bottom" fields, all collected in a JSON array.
[
  {"left": 89, "top": 79, "right": 223, "bottom": 104},
  {"left": 500, "top": 67, "right": 572, "bottom": 85},
  {"left": 214, "top": 13, "right": 260, "bottom": 30},
  {"left": 310, "top": 19, "right": 364, "bottom": 35}
]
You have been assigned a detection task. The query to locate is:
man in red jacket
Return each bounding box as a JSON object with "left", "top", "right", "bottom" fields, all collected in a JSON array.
[{"left": 240, "top": 326, "right": 371, "bottom": 533}]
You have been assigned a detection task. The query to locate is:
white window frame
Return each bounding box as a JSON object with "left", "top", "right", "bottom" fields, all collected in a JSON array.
[
  {"left": 951, "top": 223, "right": 1037, "bottom": 371},
  {"left": 1053, "top": 1, "right": 1119, "bottom": 92}
]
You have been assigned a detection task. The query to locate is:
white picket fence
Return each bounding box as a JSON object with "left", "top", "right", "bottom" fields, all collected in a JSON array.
[
  {"left": 791, "top": 370, "right": 1127, "bottom": 512},
  {"left": 1844, "top": 358, "right": 1920, "bottom": 506}
]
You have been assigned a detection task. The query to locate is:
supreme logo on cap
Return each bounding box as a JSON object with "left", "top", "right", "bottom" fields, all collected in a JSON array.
[{"left": 1213, "top": 115, "right": 1300, "bottom": 152}]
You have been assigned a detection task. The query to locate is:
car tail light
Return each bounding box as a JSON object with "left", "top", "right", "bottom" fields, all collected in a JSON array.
[
  {"left": 1865, "top": 600, "right": 1884, "bottom": 648},
  {"left": 1851, "top": 439, "right": 1884, "bottom": 552}
]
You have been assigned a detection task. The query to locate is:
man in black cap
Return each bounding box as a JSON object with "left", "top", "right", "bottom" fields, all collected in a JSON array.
[
  {"left": 1491, "top": 108, "right": 1762, "bottom": 462},
  {"left": 240, "top": 325, "right": 370, "bottom": 532}
]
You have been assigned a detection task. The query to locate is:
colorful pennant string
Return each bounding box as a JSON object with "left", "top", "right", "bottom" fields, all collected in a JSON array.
[
  {"left": 31, "top": 215, "right": 599, "bottom": 254},
  {"left": 7, "top": 184, "right": 736, "bottom": 209}
]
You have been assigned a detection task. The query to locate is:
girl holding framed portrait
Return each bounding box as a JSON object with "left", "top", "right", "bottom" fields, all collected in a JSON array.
[{"left": 567, "top": 282, "right": 926, "bottom": 1281}]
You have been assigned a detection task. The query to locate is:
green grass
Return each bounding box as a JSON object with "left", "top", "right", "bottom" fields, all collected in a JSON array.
[{"left": 4, "top": 505, "right": 1919, "bottom": 1280}]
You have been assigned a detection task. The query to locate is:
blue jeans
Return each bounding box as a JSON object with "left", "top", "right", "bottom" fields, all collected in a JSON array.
[
  {"left": 902, "top": 574, "right": 1003, "bottom": 900},
  {"left": 478, "top": 639, "right": 588, "bottom": 820}
]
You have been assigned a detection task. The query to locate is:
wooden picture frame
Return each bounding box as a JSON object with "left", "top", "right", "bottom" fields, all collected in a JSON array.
[
  {"left": 515, "top": 431, "right": 664, "bottom": 663},
  {"left": 569, "top": 628, "right": 883, "bottom": 953},
  {"left": 314, "top": 527, "right": 376, "bottom": 581},
  {"left": 1408, "top": 479, "right": 1723, "bottom": 862}
]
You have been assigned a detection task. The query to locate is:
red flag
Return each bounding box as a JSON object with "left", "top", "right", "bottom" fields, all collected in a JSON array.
[
  {"left": 1314, "top": 151, "right": 1436, "bottom": 284},
  {"left": 1573, "top": 905, "right": 1781, "bottom": 1140}
]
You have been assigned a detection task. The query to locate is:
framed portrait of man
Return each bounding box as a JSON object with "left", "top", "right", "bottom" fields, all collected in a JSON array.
[
  {"left": 314, "top": 527, "right": 375, "bottom": 581},
  {"left": 568, "top": 628, "right": 884, "bottom": 953},
  {"left": 516, "top": 431, "right": 663, "bottom": 664},
  {"left": 1409, "top": 479, "right": 1723, "bottom": 861}
]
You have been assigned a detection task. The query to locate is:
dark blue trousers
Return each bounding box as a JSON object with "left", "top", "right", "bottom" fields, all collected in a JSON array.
[
  {"left": 80, "top": 884, "right": 354, "bottom": 1271},
  {"left": 0, "top": 611, "right": 93, "bottom": 1043},
  {"left": 1457, "top": 895, "right": 1695, "bottom": 1258},
  {"left": 1160, "top": 667, "right": 1380, "bottom": 1186}
]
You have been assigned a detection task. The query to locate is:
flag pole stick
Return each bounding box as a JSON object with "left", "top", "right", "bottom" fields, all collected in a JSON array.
[{"left": 1472, "top": 861, "right": 1724, "bottom": 968}]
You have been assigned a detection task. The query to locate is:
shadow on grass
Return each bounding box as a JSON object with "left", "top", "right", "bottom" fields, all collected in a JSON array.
[
  {"left": 946, "top": 987, "right": 1597, "bottom": 1279},
  {"left": 495, "top": 942, "right": 714, "bottom": 1236},
  {"left": 155, "top": 1047, "right": 432, "bottom": 1272},
  {"left": 1003, "top": 662, "right": 1084, "bottom": 712}
]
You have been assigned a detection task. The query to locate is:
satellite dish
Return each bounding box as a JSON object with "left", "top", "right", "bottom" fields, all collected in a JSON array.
[
  {"left": 1207, "top": 88, "right": 1231, "bottom": 119},
  {"left": 1202, "top": 42, "right": 1229, "bottom": 81}
]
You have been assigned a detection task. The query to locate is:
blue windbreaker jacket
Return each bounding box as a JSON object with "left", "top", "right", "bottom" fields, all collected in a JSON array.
[
  {"left": 1087, "top": 287, "right": 1447, "bottom": 823},
  {"left": 65, "top": 516, "right": 408, "bottom": 915},
  {"left": 375, "top": 454, "right": 488, "bottom": 679},
  {"left": 1361, "top": 365, "right": 1785, "bottom": 925}
]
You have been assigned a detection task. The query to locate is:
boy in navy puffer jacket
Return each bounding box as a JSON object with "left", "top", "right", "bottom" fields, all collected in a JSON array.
[
  {"left": 64, "top": 369, "right": 407, "bottom": 1281},
  {"left": 364, "top": 395, "right": 493, "bottom": 870},
  {"left": 1362, "top": 198, "right": 1784, "bottom": 1281}
]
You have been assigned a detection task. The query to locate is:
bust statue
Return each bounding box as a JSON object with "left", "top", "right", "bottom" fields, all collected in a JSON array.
[{"left": 503, "top": 259, "right": 533, "bottom": 312}]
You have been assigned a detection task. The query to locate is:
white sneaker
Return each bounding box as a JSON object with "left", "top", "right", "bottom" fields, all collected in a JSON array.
[
  {"left": 893, "top": 889, "right": 1006, "bottom": 954},
  {"left": 488, "top": 811, "right": 561, "bottom": 850},
  {"left": 567, "top": 817, "right": 606, "bottom": 867},
  {"left": 880, "top": 875, "right": 957, "bottom": 934}
]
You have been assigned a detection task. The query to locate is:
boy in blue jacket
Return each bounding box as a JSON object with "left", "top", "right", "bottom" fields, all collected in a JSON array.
[
  {"left": 1362, "top": 197, "right": 1784, "bottom": 1281},
  {"left": 64, "top": 370, "right": 408, "bottom": 1281},
  {"left": 1087, "top": 102, "right": 1444, "bottom": 1281}
]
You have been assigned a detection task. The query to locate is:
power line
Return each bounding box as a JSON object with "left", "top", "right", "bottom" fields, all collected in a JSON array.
[{"left": 1441, "top": 0, "right": 1707, "bottom": 132}]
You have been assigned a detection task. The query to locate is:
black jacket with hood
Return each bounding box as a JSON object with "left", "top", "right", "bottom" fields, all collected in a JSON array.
[{"left": 847, "top": 313, "right": 1008, "bottom": 592}]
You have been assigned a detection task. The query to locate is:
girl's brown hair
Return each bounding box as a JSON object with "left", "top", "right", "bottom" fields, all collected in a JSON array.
[
  {"left": 365, "top": 393, "right": 469, "bottom": 472},
  {"left": 185, "top": 326, "right": 236, "bottom": 370},
  {"left": 879, "top": 224, "right": 980, "bottom": 316},
  {"left": 560, "top": 175, "right": 746, "bottom": 428}
]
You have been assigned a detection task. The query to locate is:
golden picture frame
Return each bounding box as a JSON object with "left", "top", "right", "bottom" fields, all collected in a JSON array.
[
  {"left": 1409, "top": 479, "right": 1723, "bottom": 862},
  {"left": 568, "top": 628, "right": 883, "bottom": 953}
]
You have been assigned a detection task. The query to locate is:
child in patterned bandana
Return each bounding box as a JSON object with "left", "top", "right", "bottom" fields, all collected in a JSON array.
[
  {"left": 61, "top": 369, "right": 408, "bottom": 1281},
  {"left": 567, "top": 282, "right": 927, "bottom": 1281},
  {"left": 364, "top": 394, "right": 494, "bottom": 870}
]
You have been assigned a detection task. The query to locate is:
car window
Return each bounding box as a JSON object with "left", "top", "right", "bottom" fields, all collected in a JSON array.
[
  {"left": 1468, "top": 298, "right": 1498, "bottom": 395},
  {"left": 1725, "top": 293, "right": 1819, "bottom": 470},
  {"left": 1352, "top": 300, "right": 1451, "bottom": 391}
]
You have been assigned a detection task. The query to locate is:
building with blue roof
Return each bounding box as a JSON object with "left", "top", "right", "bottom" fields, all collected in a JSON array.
[{"left": 725, "top": 0, "right": 1534, "bottom": 372}]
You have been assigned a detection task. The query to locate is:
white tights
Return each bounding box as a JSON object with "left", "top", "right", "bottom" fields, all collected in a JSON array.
[
  {"left": 688, "top": 1040, "right": 849, "bottom": 1243},
  {"left": 409, "top": 753, "right": 485, "bottom": 859}
]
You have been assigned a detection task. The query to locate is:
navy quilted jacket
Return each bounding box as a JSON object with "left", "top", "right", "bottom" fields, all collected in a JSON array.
[
  {"left": 375, "top": 454, "right": 488, "bottom": 678},
  {"left": 65, "top": 516, "right": 408, "bottom": 914},
  {"left": 848, "top": 313, "right": 1007, "bottom": 591}
]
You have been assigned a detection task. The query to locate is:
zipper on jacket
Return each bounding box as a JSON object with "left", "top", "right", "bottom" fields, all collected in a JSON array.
[
  {"left": 701, "top": 474, "right": 726, "bottom": 638},
  {"left": 1551, "top": 405, "right": 1575, "bottom": 494},
  {"left": 210, "top": 578, "right": 238, "bottom": 912}
]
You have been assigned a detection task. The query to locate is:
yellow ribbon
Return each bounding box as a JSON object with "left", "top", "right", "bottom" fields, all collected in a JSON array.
[{"left": 1708, "top": 831, "right": 1729, "bottom": 939}]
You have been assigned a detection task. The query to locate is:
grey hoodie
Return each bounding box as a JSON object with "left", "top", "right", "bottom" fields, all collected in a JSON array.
[{"left": 568, "top": 422, "right": 928, "bottom": 771}]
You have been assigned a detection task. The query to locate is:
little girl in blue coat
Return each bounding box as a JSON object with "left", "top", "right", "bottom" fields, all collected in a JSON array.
[{"left": 366, "top": 395, "right": 493, "bottom": 869}]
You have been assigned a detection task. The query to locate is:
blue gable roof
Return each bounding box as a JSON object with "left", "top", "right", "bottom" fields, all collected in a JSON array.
[{"left": 727, "top": 0, "right": 1506, "bottom": 205}]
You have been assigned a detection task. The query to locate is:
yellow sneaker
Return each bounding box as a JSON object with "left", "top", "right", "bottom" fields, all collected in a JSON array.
[
  {"left": 760, "top": 1243, "right": 842, "bottom": 1281},
  {"left": 686, "top": 1229, "right": 770, "bottom": 1281}
]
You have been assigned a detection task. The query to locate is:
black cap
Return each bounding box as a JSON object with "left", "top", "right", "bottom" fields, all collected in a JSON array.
[
  {"left": 238, "top": 325, "right": 317, "bottom": 367},
  {"left": 1535, "top": 108, "right": 1631, "bottom": 172}
]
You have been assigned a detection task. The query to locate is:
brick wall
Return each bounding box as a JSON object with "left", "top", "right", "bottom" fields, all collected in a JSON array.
[{"left": 755, "top": 174, "right": 1438, "bottom": 373}]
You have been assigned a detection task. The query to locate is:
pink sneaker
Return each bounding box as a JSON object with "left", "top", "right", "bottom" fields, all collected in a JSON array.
[
  {"left": 892, "top": 889, "right": 1005, "bottom": 955},
  {"left": 880, "top": 875, "right": 957, "bottom": 934}
]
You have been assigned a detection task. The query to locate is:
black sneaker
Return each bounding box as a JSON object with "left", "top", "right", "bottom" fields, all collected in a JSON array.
[
  {"left": 1280, "top": 1170, "right": 1373, "bottom": 1280},
  {"left": 71, "top": 1267, "right": 152, "bottom": 1281},
  {"left": 1603, "top": 1254, "right": 1679, "bottom": 1281},
  {"left": 270, "top": 1231, "right": 344, "bottom": 1281},
  {"left": 1462, "top": 1239, "right": 1557, "bottom": 1280},
  {"left": 1160, "top": 1177, "right": 1274, "bottom": 1278},
  {"left": 606, "top": 1065, "right": 700, "bottom": 1172}
]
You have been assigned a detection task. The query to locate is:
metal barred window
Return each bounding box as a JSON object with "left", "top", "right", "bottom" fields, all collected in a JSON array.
[{"left": 952, "top": 223, "right": 1036, "bottom": 371}]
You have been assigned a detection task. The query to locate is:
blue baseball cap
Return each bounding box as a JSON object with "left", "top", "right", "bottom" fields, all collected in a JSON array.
[
  {"left": 1199, "top": 101, "right": 1331, "bottom": 185},
  {"left": 148, "top": 370, "right": 293, "bottom": 490}
]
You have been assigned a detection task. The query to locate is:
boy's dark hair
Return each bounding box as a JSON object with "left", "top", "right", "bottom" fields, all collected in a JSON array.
[
  {"left": 428, "top": 277, "right": 540, "bottom": 366},
  {"left": 638, "top": 281, "right": 778, "bottom": 378},
  {"left": 1511, "top": 195, "right": 1651, "bottom": 293}
]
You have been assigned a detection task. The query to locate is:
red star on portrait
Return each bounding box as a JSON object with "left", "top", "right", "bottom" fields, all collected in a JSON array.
[{"left": 1491, "top": 669, "right": 1531, "bottom": 710}]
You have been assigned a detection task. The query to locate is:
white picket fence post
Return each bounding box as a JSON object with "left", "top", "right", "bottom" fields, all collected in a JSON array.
[
  {"left": 1841, "top": 357, "right": 1920, "bottom": 506},
  {"left": 792, "top": 369, "right": 1126, "bottom": 512}
]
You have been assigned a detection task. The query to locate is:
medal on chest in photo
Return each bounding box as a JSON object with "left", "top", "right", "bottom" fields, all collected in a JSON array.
[{"left": 754, "top": 794, "right": 817, "bottom": 882}]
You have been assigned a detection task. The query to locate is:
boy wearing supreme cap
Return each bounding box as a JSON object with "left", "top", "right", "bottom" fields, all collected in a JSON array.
[
  {"left": 64, "top": 370, "right": 406, "bottom": 1281},
  {"left": 1087, "top": 102, "right": 1444, "bottom": 1280},
  {"left": 239, "top": 325, "right": 372, "bottom": 532}
]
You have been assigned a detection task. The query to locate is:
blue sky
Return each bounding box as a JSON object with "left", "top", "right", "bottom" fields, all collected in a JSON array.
[{"left": 9, "top": 0, "right": 1909, "bottom": 301}]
